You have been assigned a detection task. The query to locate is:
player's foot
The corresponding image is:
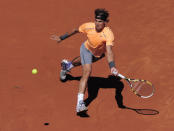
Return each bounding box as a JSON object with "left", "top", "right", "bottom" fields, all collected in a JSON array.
[
  {"left": 76, "top": 100, "right": 88, "bottom": 113},
  {"left": 60, "top": 59, "right": 72, "bottom": 81}
]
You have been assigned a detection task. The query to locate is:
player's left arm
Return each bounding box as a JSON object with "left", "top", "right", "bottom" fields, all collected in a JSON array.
[
  {"left": 105, "top": 27, "right": 118, "bottom": 75},
  {"left": 106, "top": 45, "right": 118, "bottom": 76}
]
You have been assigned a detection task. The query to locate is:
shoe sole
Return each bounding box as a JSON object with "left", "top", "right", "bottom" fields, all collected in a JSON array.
[{"left": 76, "top": 108, "right": 88, "bottom": 113}]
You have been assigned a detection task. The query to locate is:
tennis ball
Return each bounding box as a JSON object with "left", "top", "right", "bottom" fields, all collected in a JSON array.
[{"left": 32, "top": 68, "right": 38, "bottom": 74}]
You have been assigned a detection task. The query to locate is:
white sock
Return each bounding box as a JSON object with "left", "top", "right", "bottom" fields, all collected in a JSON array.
[{"left": 77, "top": 93, "right": 84, "bottom": 105}]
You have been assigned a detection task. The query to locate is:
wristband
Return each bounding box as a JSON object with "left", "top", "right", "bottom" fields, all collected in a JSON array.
[
  {"left": 59, "top": 33, "right": 69, "bottom": 40},
  {"left": 109, "top": 61, "right": 115, "bottom": 69}
]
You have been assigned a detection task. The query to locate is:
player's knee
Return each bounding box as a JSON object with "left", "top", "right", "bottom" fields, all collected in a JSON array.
[
  {"left": 83, "top": 71, "right": 91, "bottom": 78},
  {"left": 83, "top": 68, "right": 91, "bottom": 76}
]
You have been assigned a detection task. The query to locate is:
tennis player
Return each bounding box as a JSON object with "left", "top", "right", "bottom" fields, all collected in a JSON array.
[{"left": 51, "top": 8, "right": 119, "bottom": 115}]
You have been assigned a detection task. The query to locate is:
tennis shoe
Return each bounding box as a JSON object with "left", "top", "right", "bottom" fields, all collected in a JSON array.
[
  {"left": 76, "top": 100, "right": 88, "bottom": 113},
  {"left": 60, "top": 59, "right": 72, "bottom": 80}
]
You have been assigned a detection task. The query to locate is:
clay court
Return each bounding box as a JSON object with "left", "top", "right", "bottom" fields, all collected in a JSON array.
[{"left": 1, "top": 0, "right": 174, "bottom": 130}]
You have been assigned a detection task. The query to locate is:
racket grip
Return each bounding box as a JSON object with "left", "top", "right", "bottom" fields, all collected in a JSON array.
[{"left": 118, "top": 73, "right": 126, "bottom": 79}]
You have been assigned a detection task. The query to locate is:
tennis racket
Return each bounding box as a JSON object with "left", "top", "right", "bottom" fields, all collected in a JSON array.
[{"left": 117, "top": 73, "right": 155, "bottom": 98}]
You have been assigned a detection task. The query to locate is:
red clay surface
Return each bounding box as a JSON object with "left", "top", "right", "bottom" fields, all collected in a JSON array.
[{"left": 1, "top": 0, "right": 174, "bottom": 130}]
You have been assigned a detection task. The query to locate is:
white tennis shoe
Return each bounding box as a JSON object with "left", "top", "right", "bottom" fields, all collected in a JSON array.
[
  {"left": 60, "top": 59, "right": 72, "bottom": 81},
  {"left": 76, "top": 100, "right": 88, "bottom": 113}
]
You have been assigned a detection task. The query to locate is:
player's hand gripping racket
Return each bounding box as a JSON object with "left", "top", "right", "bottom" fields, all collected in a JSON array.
[{"left": 116, "top": 73, "right": 155, "bottom": 98}]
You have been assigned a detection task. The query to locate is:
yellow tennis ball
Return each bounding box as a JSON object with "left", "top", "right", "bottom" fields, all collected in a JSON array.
[{"left": 32, "top": 68, "right": 38, "bottom": 74}]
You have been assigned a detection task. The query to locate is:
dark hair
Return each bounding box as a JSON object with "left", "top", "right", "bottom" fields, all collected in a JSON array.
[{"left": 95, "top": 8, "right": 109, "bottom": 21}]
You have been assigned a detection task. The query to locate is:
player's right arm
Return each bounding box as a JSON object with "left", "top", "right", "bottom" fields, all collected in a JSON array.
[
  {"left": 50, "top": 22, "right": 90, "bottom": 43},
  {"left": 50, "top": 28, "right": 79, "bottom": 43}
]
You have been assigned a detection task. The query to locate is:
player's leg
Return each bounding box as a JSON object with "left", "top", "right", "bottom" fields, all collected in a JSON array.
[
  {"left": 60, "top": 46, "right": 104, "bottom": 81},
  {"left": 76, "top": 43, "right": 94, "bottom": 113},
  {"left": 71, "top": 53, "right": 105, "bottom": 67},
  {"left": 60, "top": 56, "right": 82, "bottom": 81},
  {"left": 78, "top": 64, "right": 91, "bottom": 93},
  {"left": 76, "top": 64, "right": 91, "bottom": 113},
  {"left": 71, "top": 56, "right": 81, "bottom": 66}
]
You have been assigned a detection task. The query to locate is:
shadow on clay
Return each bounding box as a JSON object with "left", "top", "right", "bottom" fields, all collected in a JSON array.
[{"left": 61, "top": 74, "right": 159, "bottom": 117}]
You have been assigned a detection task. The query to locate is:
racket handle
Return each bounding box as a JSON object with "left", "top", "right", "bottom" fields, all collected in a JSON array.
[{"left": 118, "top": 73, "right": 126, "bottom": 79}]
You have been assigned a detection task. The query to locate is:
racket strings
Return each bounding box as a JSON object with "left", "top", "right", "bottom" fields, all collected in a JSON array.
[{"left": 131, "top": 81, "right": 153, "bottom": 97}]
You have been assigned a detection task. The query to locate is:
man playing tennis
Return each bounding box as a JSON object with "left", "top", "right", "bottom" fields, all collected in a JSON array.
[{"left": 51, "top": 8, "right": 119, "bottom": 115}]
